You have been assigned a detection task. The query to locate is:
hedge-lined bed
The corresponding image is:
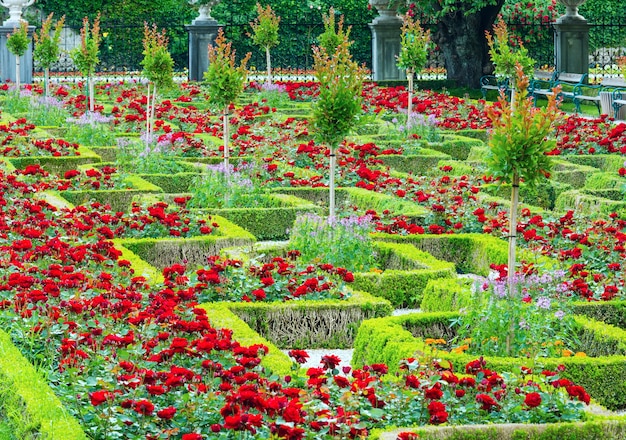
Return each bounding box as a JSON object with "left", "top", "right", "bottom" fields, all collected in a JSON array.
[{"left": 352, "top": 311, "right": 626, "bottom": 410}]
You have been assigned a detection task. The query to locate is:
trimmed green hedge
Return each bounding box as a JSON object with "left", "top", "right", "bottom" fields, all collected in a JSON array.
[
  {"left": 482, "top": 180, "right": 572, "bottom": 211},
  {"left": 573, "top": 301, "right": 626, "bottom": 330},
  {"left": 372, "top": 419, "right": 626, "bottom": 440},
  {"left": 117, "top": 215, "right": 255, "bottom": 269},
  {"left": 373, "top": 233, "right": 508, "bottom": 276},
  {"left": 353, "top": 312, "right": 626, "bottom": 410},
  {"left": 555, "top": 190, "right": 626, "bottom": 217},
  {"left": 425, "top": 134, "right": 485, "bottom": 160},
  {"left": 379, "top": 148, "right": 452, "bottom": 175},
  {"left": 226, "top": 289, "right": 392, "bottom": 349},
  {"left": 271, "top": 187, "right": 429, "bottom": 220},
  {"left": 352, "top": 241, "right": 456, "bottom": 307},
  {"left": 200, "top": 304, "right": 294, "bottom": 376},
  {"left": 567, "top": 155, "right": 625, "bottom": 173},
  {"left": 0, "top": 329, "right": 87, "bottom": 439},
  {"left": 59, "top": 174, "right": 163, "bottom": 212},
  {"left": 208, "top": 193, "right": 322, "bottom": 241},
  {"left": 8, "top": 147, "right": 102, "bottom": 174},
  {"left": 420, "top": 277, "right": 474, "bottom": 312},
  {"left": 552, "top": 161, "right": 600, "bottom": 189}
]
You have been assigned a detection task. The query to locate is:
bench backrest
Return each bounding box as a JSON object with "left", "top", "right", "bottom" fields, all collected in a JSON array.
[
  {"left": 557, "top": 72, "right": 586, "bottom": 84},
  {"left": 601, "top": 77, "right": 626, "bottom": 88}
]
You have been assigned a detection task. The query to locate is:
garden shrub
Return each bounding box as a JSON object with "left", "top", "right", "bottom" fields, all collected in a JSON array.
[
  {"left": 552, "top": 160, "right": 599, "bottom": 189},
  {"left": 424, "top": 133, "right": 485, "bottom": 160},
  {"left": 352, "top": 241, "right": 456, "bottom": 307},
  {"left": 555, "top": 190, "right": 626, "bottom": 217},
  {"left": 225, "top": 290, "right": 392, "bottom": 349},
  {"left": 353, "top": 312, "right": 626, "bottom": 410},
  {"left": 421, "top": 277, "right": 474, "bottom": 312},
  {"left": 0, "top": 329, "right": 86, "bottom": 439},
  {"left": 118, "top": 218, "right": 255, "bottom": 269},
  {"left": 374, "top": 233, "right": 509, "bottom": 276},
  {"left": 379, "top": 147, "right": 452, "bottom": 174}
]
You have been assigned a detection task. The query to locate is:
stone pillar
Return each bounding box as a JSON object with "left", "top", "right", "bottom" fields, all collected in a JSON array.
[
  {"left": 369, "top": 4, "right": 403, "bottom": 81},
  {"left": 0, "top": 25, "right": 34, "bottom": 84},
  {"left": 186, "top": 20, "right": 222, "bottom": 82},
  {"left": 554, "top": 14, "right": 589, "bottom": 80}
]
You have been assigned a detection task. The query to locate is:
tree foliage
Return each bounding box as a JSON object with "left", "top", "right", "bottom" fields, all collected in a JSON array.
[
  {"left": 486, "top": 18, "right": 534, "bottom": 79},
  {"left": 141, "top": 23, "right": 174, "bottom": 90},
  {"left": 249, "top": 2, "right": 280, "bottom": 50},
  {"left": 205, "top": 29, "right": 251, "bottom": 110},
  {"left": 33, "top": 13, "right": 65, "bottom": 70},
  {"left": 396, "top": 13, "right": 431, "bottom": 74},
  {"left": 70, "top": 14, "right": 101, "bottom": 77},
  {"left": 312, "top": 30, "right": 365, "bottom": 148},
  {"left": 485, "top": 65, "right": 560, "bottom": 188},
  {"left": 6, "top": 21, "right": 30, "bottom": 57},
  {"left": 318, "top": 7, "right": 351, "bottom": 56}
]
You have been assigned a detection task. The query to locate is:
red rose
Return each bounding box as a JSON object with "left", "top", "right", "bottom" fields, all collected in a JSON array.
[
  {"left": 157, "top": 406, "right": 177, "bottom": 420},
  {"left": 133, "top": 399, "right": 154, "bottom": 415},
  {"left": 524, "top": 392, "right": 542, "bottom": 408}
]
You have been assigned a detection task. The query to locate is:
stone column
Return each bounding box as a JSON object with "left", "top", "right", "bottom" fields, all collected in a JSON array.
[
  {"left": 369, "top": 1, "right": 403, "bottom": 81},
  {"left": 186, "top": 19, "right": 222, "bottom": 82},
  {"left": 554, "top": 0, "right": 589, "bottom": 80},
  {"left": 0, "top": 24, "right": 34, "bottom": 84}
]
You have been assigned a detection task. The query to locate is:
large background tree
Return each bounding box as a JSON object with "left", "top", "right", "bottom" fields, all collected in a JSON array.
[{"left": 411, "top": 0, "right": 506, "bottom": 88}]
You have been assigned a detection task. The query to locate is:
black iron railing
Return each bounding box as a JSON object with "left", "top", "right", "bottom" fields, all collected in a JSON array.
[{"left": 36, "top": 15, "right": 626, "bottom": 82}]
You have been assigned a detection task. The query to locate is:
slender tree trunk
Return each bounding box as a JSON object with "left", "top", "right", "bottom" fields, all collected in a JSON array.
[
  {"left": 88, "top": 76, "right": 95, "bottom": 112},
  {"left": 44, "top": 68, "right": 50, "bottom": 99},
  {"left": 150, "top": 85, "right": 157, "bottom": 141},
  {"left": 223, "top": 106, "right": 230, "bottom": 171},
  {"left": 433, "top": 1, "right": 505, "bottom": 88},
  {"left": 15, "top": 56, "right": 21, "bottom": 90},
  {"left": 329, "top": 144, "right": 336, "bottom": 220},
  {"left": 510, "top": 76, "right": 516, "bottom": 112},
  {"left": 266, "top": 46, "right": 272, "bottom": 84},
  {"left": 508, "top": 173, "right": 520, "bottom": 295},
  {"left": 145, "top": 83, "right": 151, "bottom": 144},
  {"left": 406, "top": 69, "right": 414, "bottom": 132}
]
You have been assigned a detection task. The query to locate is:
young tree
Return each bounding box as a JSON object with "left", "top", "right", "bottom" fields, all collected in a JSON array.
[
  {"left": 249, "top": 2, "right": 280, "bottom": 85},
  {"left": 205, "top": 28, "right": 251, "bottom": 169},
  {"left": 485, "top": 64, "right": 561, "bottom": 295},
  {"left": 396, "top": 13, "right": 430, "bottom": 131},
  {"left": 486, "top": 18, "right": 534, "bottom": 111},
  {"left": 6, "top": 21, "right": 30, "bottom": 90},
  {"left": 33, "top": 13, "right": 65, "bottom": 99},
  {"left": 141, "top": 23, "right": 174, "bottom": 145},
  {"left": 70, "top": 14, "right": 101, "bottom": 113},
  {"left": 318, "top": 7, "right": 350, "bottom": 56},
  {"left": 312, "top": 14, "right": 366, "bottom": 219}
]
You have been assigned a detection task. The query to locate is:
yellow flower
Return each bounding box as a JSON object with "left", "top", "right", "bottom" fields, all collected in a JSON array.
[{"left": 574, "top": 352, "right": 587, "bottom": 357}]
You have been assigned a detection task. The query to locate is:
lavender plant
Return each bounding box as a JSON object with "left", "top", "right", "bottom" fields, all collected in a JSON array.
[
  {"left": 64, "top": 112, "right": 117, "bottom": 146},
  {"left": 27, "top": 96, "right": 68, "bottom": 126},
  {"left": 453, "top": 270, "right": 579, "bottom": 359},
  {"left": 188, "top": 162, "right": 269, "bottom": 209},
  {"left": 116, "top": 135, "right": 187, "bottom": 175},
  {"left": 288, "top": 213, "right": 375, "bottom": 273}
]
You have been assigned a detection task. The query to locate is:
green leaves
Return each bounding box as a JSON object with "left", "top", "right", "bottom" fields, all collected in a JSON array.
[
  {"left": 70, "top": 14, "right": 101, "bottom": 77},
  {"left": 249, "top": 2, "right": 280, "bottom": 50},
  {"left": 141, "top": 23, "right": 174, "bottom": 90},
  {"left": 311, "top": 17, "right": 365, "bottom": 148},
  {"left": 485, "top": 65, "right": 561, "bottom": 188},
  {"left": 396, "top": 14, "right": 431, "bottom": 73},
  {"left": 486, "top": 18, "right": 535, "bottom": 80},
  {"left": 204, "top": 29, "right": 251, "bottom": 110},
  {"left": 33, "top": 13, "right": 65, "bottom": 70},
  {"left": 6, "top": 21, "right": 30, "bottom": 57}
]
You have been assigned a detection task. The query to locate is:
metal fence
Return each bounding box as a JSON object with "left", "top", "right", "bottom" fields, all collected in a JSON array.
[{"left": 37, "top": 15, "right": 626, "bottom": 83}]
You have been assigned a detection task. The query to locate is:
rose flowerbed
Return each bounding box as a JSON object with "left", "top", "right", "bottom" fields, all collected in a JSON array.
[{"left": 1, "top": 75, "right": 626, "bottom": 439}]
